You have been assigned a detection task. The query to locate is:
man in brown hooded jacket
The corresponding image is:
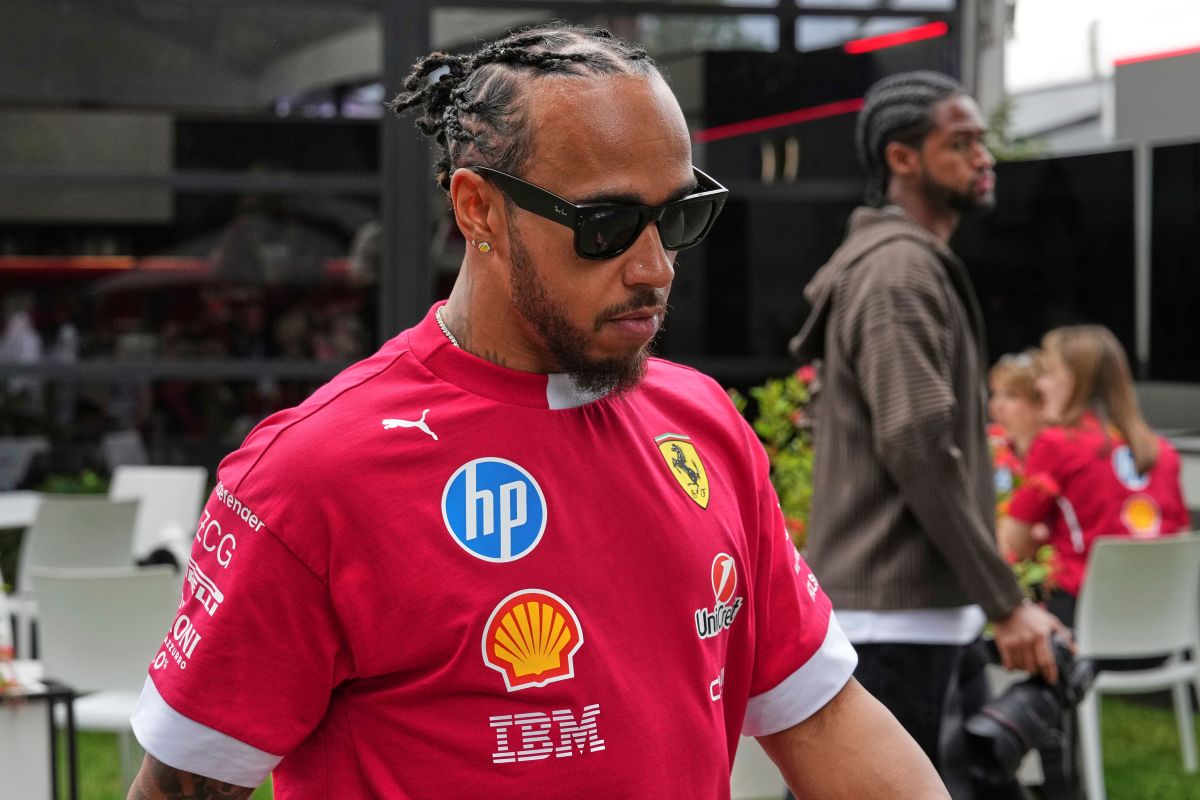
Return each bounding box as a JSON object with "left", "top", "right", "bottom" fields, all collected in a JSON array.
[{"left": 790, "top": 72, "right": 1069, "bottom": 798}]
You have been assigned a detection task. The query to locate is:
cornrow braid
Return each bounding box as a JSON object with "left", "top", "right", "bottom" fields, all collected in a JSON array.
[
  {"left": 389, "top": 21, "right": 661, "bottom": 191},
  {"left": 856, "top": 71, "right": 963, "bottom": 206}
]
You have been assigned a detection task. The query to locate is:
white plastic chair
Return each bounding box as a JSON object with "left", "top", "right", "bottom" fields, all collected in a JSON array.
[
  {"left": 12, "top": 496, "right": 140, "bottom": 658},
  {"left": 109, "top": 465, "right": 207, "bottom": 563},
  {"left": 1075, "top": 533, "right": 1200, "bottom": 800},
  {"left": 29, "top": 564, "right": 181, "bottom": 791},
  {"left": 100, "top": 430, "right": 149, "bottom": 471}
]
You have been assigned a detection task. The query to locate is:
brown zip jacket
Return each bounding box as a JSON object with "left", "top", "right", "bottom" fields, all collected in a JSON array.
[{"left": 790, "top": 206, "right": 1024, "bottom": 620}]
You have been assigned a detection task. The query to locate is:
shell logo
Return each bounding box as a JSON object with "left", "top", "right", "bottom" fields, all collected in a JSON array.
[
  {"left": 711, "top": 553, "right": 737, "bottom": 605},
  {"left": 1121, "top": 495, "right": 1162, "bottom": 538},
  {"left": 483, "top": 589, "right": 584, "bottom": 692}
]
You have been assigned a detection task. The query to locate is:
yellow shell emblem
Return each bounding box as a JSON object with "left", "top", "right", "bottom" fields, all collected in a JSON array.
[
  {"left": 1121, "top": 495, "right": 1161, "bottom": 538},
  {"left": 483, "top": 589, "right": 583, "bottom": 692},
  {"left": 655, "top": 433, "right": 710, "bottom": 509}
]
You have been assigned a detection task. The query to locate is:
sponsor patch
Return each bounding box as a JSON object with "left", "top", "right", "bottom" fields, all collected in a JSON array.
[
  {"left": 194, "top": 509, "right": 237, "bottom": 569},
  {"left": 213, "top": 482, "right": 267, "bottom": 532},
  {"left": 696, "top": 553, "right": 744, "bottom": 639},
  {"left": 185, "top": 558, "right": 225, "bottom": 616},
  {"left": 483, "top": 589, "right": 583, "bottom": 691},
  {"left": 442, "top": 458, "right": 547, "bottom": 562},
  {"left": 158, "top": 613, "right": 203, "bottom": 670},
  {"left": 490, "top": 703, "right": 605, "bottom": 763},
  {"left": 1121, "top": 494, "right": 1162, "bottom": 538},
  {"left": 654, "top": 433, "right": 710, "bottom": 509},
  {"left": 1111, "top": 445, "right": 1150, "bottom": 491}
]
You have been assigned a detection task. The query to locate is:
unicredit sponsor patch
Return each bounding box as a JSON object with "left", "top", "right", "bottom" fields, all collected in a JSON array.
[{"left": 695, "top": 552, "right": 744, "bottom": 639}]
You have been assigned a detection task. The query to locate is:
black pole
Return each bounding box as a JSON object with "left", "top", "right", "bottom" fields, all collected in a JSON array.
[{"left": 379, "top": 0, "right": 433, "bottom": 342}]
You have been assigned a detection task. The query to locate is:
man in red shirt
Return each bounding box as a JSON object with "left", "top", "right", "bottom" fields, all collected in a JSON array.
[{"left": 126, "top": 23, "right": 948, "bottom": 800}]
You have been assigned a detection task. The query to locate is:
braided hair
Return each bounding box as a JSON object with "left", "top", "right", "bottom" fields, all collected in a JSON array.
[
  {"left": 856, "top": 71, "right": 963, "bottom": 206},
  {"left": 390, "top": 22, "right": 661, "bottom": 191}
]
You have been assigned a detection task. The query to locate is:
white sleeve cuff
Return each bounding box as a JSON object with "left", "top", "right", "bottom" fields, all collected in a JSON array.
[
  {"left": 742, "top": 611, "right": 858, "bottom": 737},
  {"left": 131, "top": 676, "right": 283, "bottom": 787}
]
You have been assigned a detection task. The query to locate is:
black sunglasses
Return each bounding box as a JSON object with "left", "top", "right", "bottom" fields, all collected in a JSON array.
[{"left": 469, "top": 165, "right": 728, "bottom": 260}]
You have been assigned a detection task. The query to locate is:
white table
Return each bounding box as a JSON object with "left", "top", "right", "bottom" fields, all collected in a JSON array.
[
  {"left": 0, "top": 490, "right": 41, "bottom": 530},
  {"left": 0, "top": 659, "right": 76, "bottom": 800}
]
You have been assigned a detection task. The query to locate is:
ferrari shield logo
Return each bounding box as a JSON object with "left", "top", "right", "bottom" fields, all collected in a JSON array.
[{"left": 655, "top": 433, "right": 710, "bottom": 509}]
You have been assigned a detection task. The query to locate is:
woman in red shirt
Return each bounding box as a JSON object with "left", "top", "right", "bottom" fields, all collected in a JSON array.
[{"left": 998, "top": 325, "right": 1189, "bottom": 626}]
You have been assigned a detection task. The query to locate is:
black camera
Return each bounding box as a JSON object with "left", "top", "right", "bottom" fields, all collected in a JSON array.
[{"left": 965, "top": 635, "right": 1096, "bottom": 787}]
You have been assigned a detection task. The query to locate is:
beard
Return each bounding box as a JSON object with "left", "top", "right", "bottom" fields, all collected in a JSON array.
[
  {"left": 507, "top": 220, "right": 661, "bottom": 396},
  {"left": 918, "top": 170, "right": 995, "bottom": 214}
]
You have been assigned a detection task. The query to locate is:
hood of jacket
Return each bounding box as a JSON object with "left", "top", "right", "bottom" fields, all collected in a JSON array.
[{"left": 788, "top": 205, "right": 967, "bottom": 362}]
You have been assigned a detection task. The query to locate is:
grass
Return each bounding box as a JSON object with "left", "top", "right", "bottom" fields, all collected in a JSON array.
[
  {"left": 58, "top": 732, "right": 273, "bottom": 799},
  {"left": 52, "top": 696, "right": 1198, "bottom": 799},
  {"left": 1099, "top": 694, "right": 1200, "bottom": 800}
]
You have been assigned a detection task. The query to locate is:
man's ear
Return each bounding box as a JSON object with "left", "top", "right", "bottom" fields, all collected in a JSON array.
[
  {"left": 883, "top": 140, "right": 921, "bottom": 180},
  {"left": 449, "top": 168, "right": 505, "bottom": 250}
]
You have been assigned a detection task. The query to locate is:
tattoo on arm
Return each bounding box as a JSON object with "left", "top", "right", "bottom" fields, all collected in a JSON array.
[{"left": 127, "top": 755, "right": 255, "bottom": 800}]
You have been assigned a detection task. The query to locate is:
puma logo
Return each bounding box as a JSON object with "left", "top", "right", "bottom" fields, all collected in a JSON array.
[{"left": 382, "top": 409, "right": 438, "bottom": 441}]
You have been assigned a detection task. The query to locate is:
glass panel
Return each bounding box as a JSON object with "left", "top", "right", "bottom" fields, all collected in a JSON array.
[
  {"left": 888, "top": 0, "right": 955, "bottom": 10},
  {"left": 797, "top": 15, "right": 931, "bottom": 51},
  {"left": 175, "top": 117, "right": 380, "bottom": 174},
  {"left": 0, "top": 1, "right": 380, "bottom": 113},
  {"left": 434, "top": 9, "right": 778, "bottom": 57},
  {"left": 633, "top": 14, "right": 779, "bottom": 55},
  {"left": 1150, "top": 142, "right": 1200, "bottom": 381},
  {"left": 952, "top": 150, "right": 1136, "bottom": 366},
  {"left": 797, "top": 0, "right": 955, "bottom": 9},
  {"left": 798, "top": 0, "right": 880, "bottom": 8},
  {"left": 0, "top": 187, "right": 379, "bottom": 382},
  {"left": 0, "top": 189, "right": 379, "bottom": 455}
]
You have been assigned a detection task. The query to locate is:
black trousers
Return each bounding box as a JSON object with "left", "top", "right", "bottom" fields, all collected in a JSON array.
[{"left": 851, "top": 640, "right": 1025, "bottom": 800}]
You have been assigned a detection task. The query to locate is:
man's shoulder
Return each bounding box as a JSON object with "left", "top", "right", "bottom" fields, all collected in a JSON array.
[
  {"left": 846, "top": 234, "right": 943, "bottom": 286},
  {"left": 639, "top": 359, "right": 750, "bottom": 433},
  {"left": 642, "top": 358, "right": 731, "bottom": 401},
  {"left": 218, "top": 336, "right": 431, "bottom": 482}
]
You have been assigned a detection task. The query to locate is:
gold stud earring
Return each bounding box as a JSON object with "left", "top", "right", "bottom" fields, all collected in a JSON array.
[{"left": 477, "top": 241, "right": 492, "bottom": 254}]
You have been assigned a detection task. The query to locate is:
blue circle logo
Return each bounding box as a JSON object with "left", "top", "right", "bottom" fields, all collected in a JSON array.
[
  {"left": 441, "top": 458, "right": 547, "bottom": 562},
  {"left": 1111, "top": 445, "right": 1150, "bottom": 491}
]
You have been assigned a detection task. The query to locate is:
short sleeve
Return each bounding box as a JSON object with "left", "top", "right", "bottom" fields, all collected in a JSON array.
[
  {"left": 131, "top": 482, "right": 351, "bottom": 787},
  {"left": 742, "top": 472, "right": 857, "bottom": 737},
  {"left": 1008, "top": 433, "right": 1063, "bottom": 524}
]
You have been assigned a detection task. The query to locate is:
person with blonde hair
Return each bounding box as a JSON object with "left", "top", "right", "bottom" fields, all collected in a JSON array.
[
  {"left": 999, "top": 325, "right": 1189, "bottom": 625},
  {"left": 987, "top": 349, "right": 1044, "bottom": 514}
]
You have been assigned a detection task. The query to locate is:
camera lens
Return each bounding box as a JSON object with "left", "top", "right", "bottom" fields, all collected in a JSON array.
[{"left": 964, "top": 635, "right": 1097, "bottom": 784}]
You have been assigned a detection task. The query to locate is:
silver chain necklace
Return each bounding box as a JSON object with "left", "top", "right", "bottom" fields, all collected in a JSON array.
[{"left": 435, "top": 306, "right": 461, "bottom": 349}]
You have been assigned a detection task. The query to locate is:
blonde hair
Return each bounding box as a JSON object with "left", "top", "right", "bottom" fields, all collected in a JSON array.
[
  {"left": 1042, "top": 325, "right": 1158, "bottom": 472},
  {"left": 988, "top": 349, "right": 1043, "bottom": 405}
]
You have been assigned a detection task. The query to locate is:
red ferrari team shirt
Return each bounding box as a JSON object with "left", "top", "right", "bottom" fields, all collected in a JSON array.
[
  {"left": 132, "top": 304, "right": 856, "bottom": 799},
  {"left": 1008, "top": 412, "right": 1189, "bottom": 596}
]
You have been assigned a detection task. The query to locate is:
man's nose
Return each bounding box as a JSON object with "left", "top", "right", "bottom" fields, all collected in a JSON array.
[{"left": 622, "top": 223, "right": 675, "bottom": 289}]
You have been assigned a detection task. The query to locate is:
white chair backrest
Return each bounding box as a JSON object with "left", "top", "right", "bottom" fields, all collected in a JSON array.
[
  {"left": 0, "top": 436, "right": 49, "bottom": 490},
  {"left": 109, "top": 465, "right": 207, "bottom": 558},
  {"left": 101, "top": 430, "right": 149, "bottom": 470},
  {"left": 1075, "top": 533, "right": 1200, "bottom": 659},
  {"left": 28, "top": 565, "right": 179, "bottom": 693},
  {"left": 16, "top": 496, "right": 140, "bottom": 595}
]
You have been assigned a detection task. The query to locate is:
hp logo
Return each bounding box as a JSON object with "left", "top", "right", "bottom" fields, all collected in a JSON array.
[{"left": 442, "top": 458, "right": 547, "bottom": 562}]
